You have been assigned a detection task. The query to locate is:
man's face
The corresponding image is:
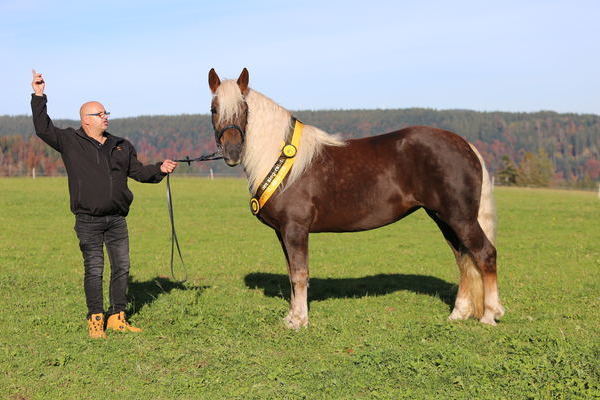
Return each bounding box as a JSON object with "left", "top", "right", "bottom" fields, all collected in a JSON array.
[{"left": 80, "top": 102, "right": 109, "bottom": 133}]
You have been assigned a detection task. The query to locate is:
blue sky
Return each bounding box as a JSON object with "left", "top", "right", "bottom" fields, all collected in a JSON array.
[{"left": 1, "top": 0, "right": 598, "bottom": 118}]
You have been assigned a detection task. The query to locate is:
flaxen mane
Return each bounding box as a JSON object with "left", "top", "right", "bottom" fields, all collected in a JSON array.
[{"left": 214, "top": 80, "right": 345, "bottom": 192}]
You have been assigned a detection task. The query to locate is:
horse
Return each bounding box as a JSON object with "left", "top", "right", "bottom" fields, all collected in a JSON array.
[{"left": 207, "top": 68, "right": 505, "bottom": 328}]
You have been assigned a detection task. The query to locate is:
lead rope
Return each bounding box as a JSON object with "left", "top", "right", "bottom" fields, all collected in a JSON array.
[
  {"left": 164, "top": 150, "right": 223, "bottom": 283},
  {"left": 166, "top": 173, "right": 188, "bottom": 283}
]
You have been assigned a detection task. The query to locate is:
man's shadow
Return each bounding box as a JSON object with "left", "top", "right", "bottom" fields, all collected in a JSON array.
[
  {"left": 126, "top": 276, "right": 209, "bottom": 316},
  {"left": 244, "top": 272, "right": 456, "bottom": 308}
]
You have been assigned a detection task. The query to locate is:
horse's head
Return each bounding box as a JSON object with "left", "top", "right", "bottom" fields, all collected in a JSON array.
[{"left": 208, "top": 68, "right": 249, "bottom": 167}]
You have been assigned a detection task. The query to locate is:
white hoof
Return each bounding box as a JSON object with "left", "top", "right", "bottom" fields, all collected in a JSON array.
[
  {"left": 283, "top": 313, "right": 308, "bottom": 330},
  {"left": 494, "top": 304, "right": 506, "bottom": 319},
  {"left": 448, "top": 307, "right": 471, "bottom": 321},
  {"left": 479, "top": 313, "right": 498, "bottom": 326},
  {"left": 480, "top": 303, "right": 505, "bottom": 326}
]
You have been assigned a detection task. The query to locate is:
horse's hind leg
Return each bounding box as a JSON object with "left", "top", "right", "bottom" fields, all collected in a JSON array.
[
  {"left": 451, "top": 251, "right": 485, "bottom": 321},
  {"left": 276, "top": 225, "right": 309, "bottom": 329},
  {"left": 452, "top": 222, "right": 505, "bottom": 325},
  {"left": 426, "top": 210, "right": 484, "bottom": 321}
]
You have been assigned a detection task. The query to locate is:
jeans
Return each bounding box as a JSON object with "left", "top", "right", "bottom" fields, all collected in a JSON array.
[{"left": 74, "top": 214, "right": 130, "bottom": 318}]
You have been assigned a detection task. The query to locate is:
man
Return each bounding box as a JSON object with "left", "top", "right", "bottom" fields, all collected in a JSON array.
[{"left": 30, "top": 70, "right": 177, "bottom": 339}]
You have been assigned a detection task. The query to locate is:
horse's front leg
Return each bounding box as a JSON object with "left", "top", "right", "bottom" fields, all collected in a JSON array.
[{"left": 276, "top": 225, "right": 309, "bottom": 329}]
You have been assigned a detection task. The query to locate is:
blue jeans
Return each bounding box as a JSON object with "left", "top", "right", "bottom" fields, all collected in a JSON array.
[{"left": 74, "top": 214, "right": 130, "bottom": 318}]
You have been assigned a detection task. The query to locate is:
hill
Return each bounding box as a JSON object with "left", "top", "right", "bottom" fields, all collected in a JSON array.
[{"left": 1, "top": 108, "right": 599, "bottom": 187}]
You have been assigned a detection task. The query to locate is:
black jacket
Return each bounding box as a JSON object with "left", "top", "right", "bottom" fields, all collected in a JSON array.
[{"left": 31, "top": 94, "right": 166, "bottom": 216}]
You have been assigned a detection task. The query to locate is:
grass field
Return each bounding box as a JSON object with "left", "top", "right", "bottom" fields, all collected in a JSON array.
[{"left": 1, "top": 177, "right": 598, "bottom": 399}]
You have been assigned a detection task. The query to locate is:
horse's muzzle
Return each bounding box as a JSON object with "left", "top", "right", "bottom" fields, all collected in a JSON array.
[
  {"left": 224, "top": 157, "right": 241, "bottom": 167},
  {"left": 222, "top": 144, "right": 243, "bottom": 167}
]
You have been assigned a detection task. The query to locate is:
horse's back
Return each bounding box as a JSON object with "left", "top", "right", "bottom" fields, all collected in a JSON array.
[
  {"left": 343, "top": 126, "right": 482, "bottom": 218},
  {"left": 345, "top": 125, "right": 477, "bottom": 162},
  {"left": 329, "top": 126, "right": 481, "bottom": 196}
]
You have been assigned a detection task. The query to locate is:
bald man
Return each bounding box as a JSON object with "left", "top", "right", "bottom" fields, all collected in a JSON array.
[{"left": 31, "top": 70, "right": 177, "bottom": 339}]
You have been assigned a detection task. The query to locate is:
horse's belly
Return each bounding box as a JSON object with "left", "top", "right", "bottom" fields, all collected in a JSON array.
[{"left": 311, "top": 186, "right": 417, "bottom": 233}]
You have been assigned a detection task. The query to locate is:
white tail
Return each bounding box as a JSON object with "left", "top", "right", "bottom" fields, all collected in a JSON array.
[{"left": 469, "top": 144, "right": 496, "bottom": 245}]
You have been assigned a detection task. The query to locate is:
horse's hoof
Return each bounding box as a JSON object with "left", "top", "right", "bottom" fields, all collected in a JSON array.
[
  {"left": 480, "top": 312, "right": 498, "bottom": 326},
  {"left": 494, "top": 304, "right": 506, "bottom": 319},
  {"left": 479, "top": 303, "right": 505, "bottom": 326},
  {"left": 448, "top": 308, "right": 471, "bottom": 321},
  {"left": 283, "top": 314, "right": 308, "bottom": 330}
]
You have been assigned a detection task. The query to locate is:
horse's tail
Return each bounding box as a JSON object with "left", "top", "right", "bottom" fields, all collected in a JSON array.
[{"left": 469, "top": 144, "right": 496, "bottom": 245}]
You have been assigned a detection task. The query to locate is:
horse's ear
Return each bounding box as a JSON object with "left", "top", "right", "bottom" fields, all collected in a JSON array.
[
  {"left": 208, "top": 68, "right": 221, "bottom": 94},
  {"left": 237, "top": 68, "right": 249, "bottom": 95}
]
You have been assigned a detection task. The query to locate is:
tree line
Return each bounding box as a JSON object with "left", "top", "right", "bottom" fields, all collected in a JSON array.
[{"left": 1, "top": 108, "right": 598, "bottom": 188}]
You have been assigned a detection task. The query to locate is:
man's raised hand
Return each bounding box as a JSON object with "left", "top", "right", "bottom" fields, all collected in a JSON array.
[{"left": 31, "top": 69, "right": 45, "bottom": 96}]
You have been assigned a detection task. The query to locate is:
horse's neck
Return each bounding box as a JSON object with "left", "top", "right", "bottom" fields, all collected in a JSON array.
[
  {"left": 240, "top": 90, "right": 346, "bottom": 193},
  {"left": 242, "top": 90, "right": 292, "bottom": 192}
]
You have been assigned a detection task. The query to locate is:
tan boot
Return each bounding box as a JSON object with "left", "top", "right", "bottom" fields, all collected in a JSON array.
[
  {"left": 87, "top": 313, "right": 107, "bottom": 339},
  {"left": 106, "top": 311, "right": 142, "bottom": 332}
]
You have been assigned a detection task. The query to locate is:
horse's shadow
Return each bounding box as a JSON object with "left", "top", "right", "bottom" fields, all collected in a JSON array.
[
  {"left": 126, "top": 276, "right": 210, "bottom": 316},
  {"left": 244, "top": 272, "right": 456, "bottom": 308}
]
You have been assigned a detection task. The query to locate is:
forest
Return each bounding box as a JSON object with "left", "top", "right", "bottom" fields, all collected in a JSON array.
[{"left": 1, "top": 108, "right": 599, "bottom": 188}]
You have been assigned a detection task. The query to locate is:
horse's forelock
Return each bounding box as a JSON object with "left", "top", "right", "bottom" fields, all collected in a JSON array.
[{"left": 215, "top": 80, "right": 245, "bottom": 124}]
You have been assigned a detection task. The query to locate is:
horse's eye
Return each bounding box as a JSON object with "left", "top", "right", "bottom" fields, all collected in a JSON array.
[{"left": 210, "top": 107, "right": 217, "bottom": 114}]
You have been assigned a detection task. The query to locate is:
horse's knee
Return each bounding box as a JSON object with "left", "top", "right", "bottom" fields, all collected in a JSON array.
[{"left": 290, "top": 269, "right": 309, "bottom": 287}]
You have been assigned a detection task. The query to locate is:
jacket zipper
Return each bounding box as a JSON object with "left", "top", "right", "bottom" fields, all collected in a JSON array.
[
  {"left": 75, "top": 130, "right": 122, "bottom": 213},
  {"left": 105, "top": 147, "right": 113, "bottom": 202}
]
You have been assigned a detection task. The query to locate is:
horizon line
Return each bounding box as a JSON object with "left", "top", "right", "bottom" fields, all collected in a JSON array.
[{"left": 2, "top": 106, "right": 599, "bottom": 120}]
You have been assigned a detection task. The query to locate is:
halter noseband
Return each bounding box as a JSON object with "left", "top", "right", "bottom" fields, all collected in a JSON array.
[{"left": 215, "top": 124, "right": 246, "bottom": 148}]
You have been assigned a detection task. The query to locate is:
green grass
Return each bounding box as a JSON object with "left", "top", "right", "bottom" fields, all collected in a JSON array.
[{"left": 1, "top": 177, "right": 598, "bottom": 399}]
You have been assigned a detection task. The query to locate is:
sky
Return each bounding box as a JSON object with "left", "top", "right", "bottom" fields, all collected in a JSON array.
[{"left": 1, "top": 0, "right": 598, "bottom": 119}]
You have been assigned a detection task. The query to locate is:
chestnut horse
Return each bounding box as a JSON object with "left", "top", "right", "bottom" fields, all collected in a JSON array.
[{"left": 208, "top": 68, "right": 505, "bottom": 328}]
